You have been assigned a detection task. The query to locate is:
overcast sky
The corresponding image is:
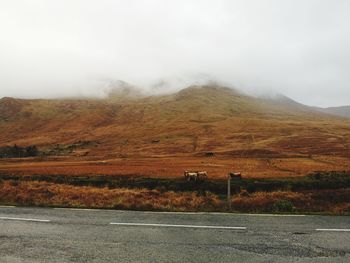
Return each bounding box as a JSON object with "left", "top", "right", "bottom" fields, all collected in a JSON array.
[{"left": 0, "top": 0, "right": 349, "bottom": 107}]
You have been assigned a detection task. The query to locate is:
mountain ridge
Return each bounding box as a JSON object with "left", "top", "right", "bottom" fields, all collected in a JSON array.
[{"left": 0, "top": 85, "right": 349, "bottom": 158}]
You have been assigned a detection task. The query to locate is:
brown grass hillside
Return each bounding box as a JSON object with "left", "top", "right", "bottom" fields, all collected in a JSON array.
[{"left": 0, "top": 85, "right": 349, "bottom": 178}]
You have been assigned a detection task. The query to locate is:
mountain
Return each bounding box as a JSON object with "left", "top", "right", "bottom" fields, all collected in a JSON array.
[
  {"left": 317, "top": 106, "right": 350, "bottom": 118},
  {"left": 264, "top": 94, "right": 350, "bottom": 118},
  {"left": 0, "top": 85, "right": 350, "bottom": 158}
]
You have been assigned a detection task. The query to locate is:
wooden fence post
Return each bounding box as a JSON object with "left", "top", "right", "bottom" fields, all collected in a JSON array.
[{"left": 227, "top": 173, "right": 231, "bottom": 211}]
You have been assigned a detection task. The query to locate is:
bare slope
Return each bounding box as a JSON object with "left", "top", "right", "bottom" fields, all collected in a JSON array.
[{"left": 0, "top": 85, "right": 350, "bottom": 158}]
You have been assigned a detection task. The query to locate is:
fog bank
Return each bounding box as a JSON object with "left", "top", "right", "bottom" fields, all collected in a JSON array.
[{"left": 0, "top": 0, "right": 350, "bottom": 107}]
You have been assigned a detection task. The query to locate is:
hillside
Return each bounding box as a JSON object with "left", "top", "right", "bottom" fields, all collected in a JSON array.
[
  {"left": 1, "top": 85, "right": 350, "bottom": 160},
  {"left": 319, "top": 106, "right": 350, "bottom": 118}
]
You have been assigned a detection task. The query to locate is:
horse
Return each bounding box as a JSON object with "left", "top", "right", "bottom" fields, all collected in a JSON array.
[{"left": 184, "top": 171, "right": 207, "bottom": 181}]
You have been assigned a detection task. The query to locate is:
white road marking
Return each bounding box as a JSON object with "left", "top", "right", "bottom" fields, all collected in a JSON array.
[
  {"left": 110, "top": 222, "right": 246, "bottom": 230},
  {"left": 54, "top": 207, "right": 102, "bottom": 212},
  {"left": 243, "top": 214, "right": 306, "bottom": 217},
  {"left": 0, "top": 216, "right": 50, "bottom": 223},
  {"left": 316, "top": 229, "right": 350, "bottom": 232},
  {"left": 0, "top": 206, "right": 16, "bottom": 208}
]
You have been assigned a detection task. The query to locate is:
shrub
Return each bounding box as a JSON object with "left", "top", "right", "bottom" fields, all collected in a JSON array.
[
  {"left": 25, "top": 145, "right": 39, "bottom": 157},
  {"left": 272, "top": 199, "right": 295, "bottom": 212}
]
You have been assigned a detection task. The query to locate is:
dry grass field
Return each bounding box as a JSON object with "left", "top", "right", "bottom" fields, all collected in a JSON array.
[
  {"left": 0, "top": 180, "right": 348, "bottom": 214},
  {"left": 0, "top": 155, "right": 349, "bottom": 179}
]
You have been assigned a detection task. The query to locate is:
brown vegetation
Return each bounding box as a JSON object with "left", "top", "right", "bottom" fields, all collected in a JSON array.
[
  {"left": 1, "top": 86, "right": 350, "bottom": 160},
  {"left": 0, "top": 181, "right": 221, "bottom": 211},
  {"left": 1, "top": 155, "right": 349, "bottom": 179},
  {"left": 1, "top": 86, "right": 349, "bottom": 179},
  {"left": 232, "top": 190, "right": 350, "bottom": 214},
  {"left": 0, "top": 180, "right": 348, "bottom": 214}
]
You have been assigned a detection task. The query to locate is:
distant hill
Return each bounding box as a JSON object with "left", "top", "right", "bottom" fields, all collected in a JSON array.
[
  {"left": 317, "top": 106, "right": 350, "bottom": 118},
  {"left": 1, "top": 85, "right": 350, "bottom": 158},
  {"left": 265, "top": 94, "right": 350, "bottom": 119}
]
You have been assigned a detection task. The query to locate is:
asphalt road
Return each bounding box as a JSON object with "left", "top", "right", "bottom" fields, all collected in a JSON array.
[{"left": 0, "top": 206, "right": 349, "bottom": 262}]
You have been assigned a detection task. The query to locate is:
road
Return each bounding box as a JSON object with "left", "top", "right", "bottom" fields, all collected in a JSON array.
[{"left": 0, "top": 206, "right": 349, "bottom": 262}]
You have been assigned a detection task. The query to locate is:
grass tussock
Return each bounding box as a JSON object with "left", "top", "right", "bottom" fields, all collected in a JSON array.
[{"left": 0, "top": 180, "right": 349, "bottom": 214}]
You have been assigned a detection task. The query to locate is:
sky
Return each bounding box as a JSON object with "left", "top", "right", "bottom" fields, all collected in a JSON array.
[{"left": 0, "top": 0, "right": 349, "bottom": 107}]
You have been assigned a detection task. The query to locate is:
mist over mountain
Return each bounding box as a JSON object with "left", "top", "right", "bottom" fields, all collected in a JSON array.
[{"left": 1, "top": 1, "right": 350, "bottom": 107}]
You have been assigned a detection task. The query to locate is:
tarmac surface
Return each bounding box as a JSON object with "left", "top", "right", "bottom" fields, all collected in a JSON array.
[{"left": 0, "top": 206, "right": 349, "bottom": 262}]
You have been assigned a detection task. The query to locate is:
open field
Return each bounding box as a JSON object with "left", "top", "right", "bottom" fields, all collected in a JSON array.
[
  {"left": 0, "top": 162, "right": 349, "bottom": 213},
  {"left": 0, "top": 151, "right": 349, "bottom": 214},
  {"left": 1, "top": 155, "right": 350, "bottom": 179}
]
